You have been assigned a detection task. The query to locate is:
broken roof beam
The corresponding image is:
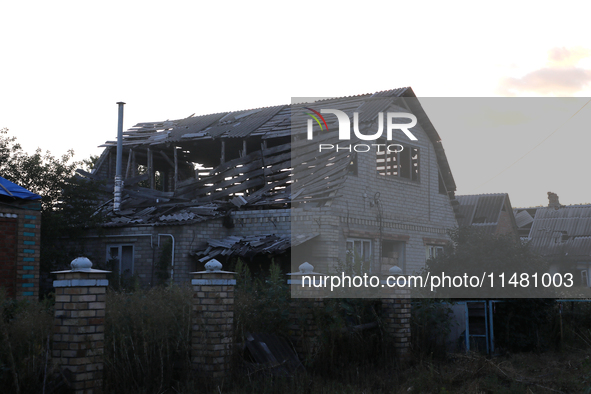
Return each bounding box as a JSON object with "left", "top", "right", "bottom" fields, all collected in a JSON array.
[{"left": 159, "top": 150, "right": 176, "bottom": 169}]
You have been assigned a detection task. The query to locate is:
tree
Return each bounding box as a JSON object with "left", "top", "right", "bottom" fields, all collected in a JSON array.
[
  {"left": 0, "top": 128, "right": 106, "bottom": 274},
  {"left": 425, "top": 227, "right": 555, "bottom": 352},
  {"left": 424, "top": 226, "right": 550, "bottom": 299}
]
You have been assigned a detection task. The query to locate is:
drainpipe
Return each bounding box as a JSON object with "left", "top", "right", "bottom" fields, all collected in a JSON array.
[
  {"left": 114, "top": 102, "right": 126, "bottom": 212},
  {"left": 158, "top": 234, "right": 176, "bottom": 282}
]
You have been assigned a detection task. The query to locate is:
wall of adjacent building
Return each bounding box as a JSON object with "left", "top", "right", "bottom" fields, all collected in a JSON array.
[{"left": 0, "top": 206, "right": 41, "bottom": 300}]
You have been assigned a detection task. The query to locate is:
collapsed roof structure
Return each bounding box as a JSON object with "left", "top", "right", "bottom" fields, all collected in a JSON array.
[
  {"left": 515, "top": 193, "right": 591, "bottom": 260},
  {"left": 81, "top": 87, "right": 457, "bottom": 227}
]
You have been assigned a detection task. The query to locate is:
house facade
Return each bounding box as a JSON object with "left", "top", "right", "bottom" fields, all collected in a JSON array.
[
  {"left": 70, "top": 88, "right": 458, "bottom": 286},
  {"left": 515, "top": 192, "right": 591, "bottom": 288}
]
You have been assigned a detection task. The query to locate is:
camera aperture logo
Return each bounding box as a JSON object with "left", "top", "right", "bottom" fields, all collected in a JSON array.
[{"left": 303, "top": 108, "right": 418, "bottom": 153}]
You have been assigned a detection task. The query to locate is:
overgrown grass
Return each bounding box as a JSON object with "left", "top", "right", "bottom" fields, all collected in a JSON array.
[
  {"left": 6, "top": 278, "right": 591, "bottom": 393},
  {"left": 0, "top": 290, "right": 54, "bottom": 394},
  {"left": 104, "top": 285, "right": 193, "bottom": 393}
]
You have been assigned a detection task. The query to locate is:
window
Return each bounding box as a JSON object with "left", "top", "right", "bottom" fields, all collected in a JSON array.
[
  {"left": 382, "top": 240, "right": 406, "bottom": 274},
  {"left": 426, "top": 245, "right": 444, "bottom": 260},
  {"left": 346, "top": 238, "right": 372, "bottom": 264},
  {"left": 376, "top": 139, "right": 419, "bottom": 181},
  {"left": 581, "top": 270, "right": 588, "bottom": 287},
  {"left": 107, "top": 245, "right": 134, "bottom": 277}
]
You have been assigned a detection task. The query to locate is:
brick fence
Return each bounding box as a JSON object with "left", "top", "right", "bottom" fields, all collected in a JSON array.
[
  {"left": 52, "top": 257, "right": 109, "bottom": 394},
  {"left": 190, "top": 259, "right": 236, "bottom": 378}
]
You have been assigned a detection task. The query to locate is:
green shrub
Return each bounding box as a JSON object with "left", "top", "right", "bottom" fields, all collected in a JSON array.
[{"left": 411, "top": 299, "right": 454, "bottom": 359}]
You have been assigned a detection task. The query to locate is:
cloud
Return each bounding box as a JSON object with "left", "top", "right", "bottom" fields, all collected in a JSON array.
[
  {"left": 498, "top": 47, "right": 591, "bottom": 96},
  {"left": 548, "top": 47, "right": 591, "bottom": 67}
]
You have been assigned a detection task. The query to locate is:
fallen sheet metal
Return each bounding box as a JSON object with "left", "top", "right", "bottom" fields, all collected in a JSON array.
[{"left": 244, "top": 332, "right": 303, "bottom": 376}]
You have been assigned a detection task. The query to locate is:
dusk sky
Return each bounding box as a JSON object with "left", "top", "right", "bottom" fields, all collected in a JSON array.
[{"left": 2, "top": 1, "right": 590, "bottom": 208}]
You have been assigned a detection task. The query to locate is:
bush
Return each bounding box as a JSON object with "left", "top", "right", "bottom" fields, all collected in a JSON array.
[
  {"left": 494, "top": 299, "right": 554, "bottom": 352},
  {"left": 411, "top": 299, "right": 454, "bottom": 358}
]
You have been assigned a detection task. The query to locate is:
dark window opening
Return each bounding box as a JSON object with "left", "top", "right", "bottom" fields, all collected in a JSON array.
[
  {"left": 376, "top": 139, "right": 419, "bottom": 181},
  {"left": 108, "top": 245, "right": 134, "bottom": 278},
  {"left": 438, "top": 171, "right": 447, "bottom": 194}
]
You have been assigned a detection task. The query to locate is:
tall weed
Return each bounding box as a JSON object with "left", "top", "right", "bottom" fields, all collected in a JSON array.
[
  {"left": 0, "top": 290, "right": 54, "bottom": 393},
  {"left": 104, "top": 285, "right": 193, "bottom": 393}
]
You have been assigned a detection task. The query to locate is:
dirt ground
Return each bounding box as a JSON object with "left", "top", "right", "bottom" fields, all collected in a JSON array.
[{"left": 399, "top": 349, "right": 591, "bottom": 394}]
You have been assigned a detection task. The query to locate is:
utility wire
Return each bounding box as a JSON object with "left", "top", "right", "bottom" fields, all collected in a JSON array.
[{"left": 473, "top": 98, "right": 591, "bottom": 191}]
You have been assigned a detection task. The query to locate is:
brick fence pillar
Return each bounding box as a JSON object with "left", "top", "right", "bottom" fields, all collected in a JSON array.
[
  {"left": 287, "top": 262, "right": 325, "bottom": 361},
  {"left": 191, "top": 259, "right": 236, "bottom": 378},
  {"left": 52, "top": 257, "right": 109, "bottom": 394},
  {"left": 381, "top": 267, "right": 411, "bottom": 358}
]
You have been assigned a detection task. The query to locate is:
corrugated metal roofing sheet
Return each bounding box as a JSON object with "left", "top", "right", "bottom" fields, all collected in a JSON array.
[
  {"left": 514, "top": 209, "right": 534, "bottom": 228},
  {"left": 528, "top": 206, "right": 591, "bottom": 257},
  {"left": 456, "top": 193, "right": 507, "bottom": 227},
  {"left": 170, "top": 112, "right": 228, "bottom": 141},
  {"left": 455, "top": 204, "right": 476, "bottom": 227},
  {"left": 473, "top": 195, "right": 505, "bottom": 224}
]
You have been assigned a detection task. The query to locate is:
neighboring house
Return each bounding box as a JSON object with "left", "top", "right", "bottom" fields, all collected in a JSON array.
[
  {"left": 514, "top": 192, "right": 591, "bottom": 287},
  {"left": 72, "top": 88, "right": 458, "bottom": 286},
  {"left": 455, "top": 193, "right": 519, "bottom": 237},
  {"left": 0, "top": 176, "right": 42, "bottom": 299}
]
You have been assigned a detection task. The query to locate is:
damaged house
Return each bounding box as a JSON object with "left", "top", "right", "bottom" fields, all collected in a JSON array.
[
  {"left": 73, "top": 88, "right": 458, "bottom": 285},
  {"left": 515, "top": 192, "right": 591, "bottom": 287}
]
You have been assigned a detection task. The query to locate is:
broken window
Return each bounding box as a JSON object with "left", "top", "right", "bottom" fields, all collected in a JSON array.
[
  {"left": 376, "top": 139, "right": 419, "bottom": 181},
  {"left": 107, "top": 244, "right": 134, "bottom": 278}
]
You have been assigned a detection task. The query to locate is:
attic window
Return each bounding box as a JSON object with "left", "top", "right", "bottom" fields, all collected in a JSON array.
[{"left": 376, "top": 139, "right": 419, "bottom": 181}]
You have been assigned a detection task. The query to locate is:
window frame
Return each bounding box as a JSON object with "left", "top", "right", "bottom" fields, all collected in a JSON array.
[
  {"left": 346, "top": 238, "right": 372, "bottom": 265},
  {"left": 382, "top": 239, "right": 406, "bottom": 274},
  {"left": 426, "top": 244, "right": 444, "bottom": 260},
  {"left": 376, "top": 138, "right": 420, "bottom": 182},
  {"left": 106, "top": 244, "right": 135, "bottom": 277}
]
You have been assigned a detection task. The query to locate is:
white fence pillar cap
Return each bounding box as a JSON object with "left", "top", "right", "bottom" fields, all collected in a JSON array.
[
  {"left": 205, "top": 259, "right": 223, "bottom": 272},
  {"left": 389, "top": 265, "right": 403, "bottom": 275},
  {"left": 71, "top": 257, "right": 93, "bottom": 271}
]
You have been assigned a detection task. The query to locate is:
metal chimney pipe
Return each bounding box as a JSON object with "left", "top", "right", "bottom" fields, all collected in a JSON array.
[{"left": 114, "top": 102, "right": 126, "bottom": 212}]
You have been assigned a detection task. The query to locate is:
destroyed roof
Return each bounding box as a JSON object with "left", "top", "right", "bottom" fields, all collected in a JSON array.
[
  {"left": 190, "top": 234, "right": 304, "bottom": 262},
  {"left": 88, "top": 87, "right": 457, "bottom": 226},
  {"left": 455, "top": 193, "right": 516, "bottom": 235},
  {"left": 523, "top": 205, "right": 591, "bottom": 259}
]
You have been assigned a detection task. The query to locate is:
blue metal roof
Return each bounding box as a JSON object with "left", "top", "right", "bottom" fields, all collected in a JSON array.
[{"left": 0, "top": 176, "right": 42, "bottom": 200}]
